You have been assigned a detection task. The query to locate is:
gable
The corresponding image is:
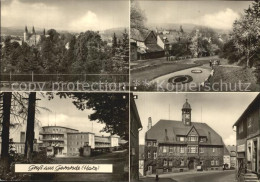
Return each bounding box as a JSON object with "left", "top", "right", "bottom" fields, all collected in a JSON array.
[
  {"left": 187, "top": 126, "right": 199, "bottom": 136},
  {"left": 145, "top": 31, "right": 157, "bottom": 44}
]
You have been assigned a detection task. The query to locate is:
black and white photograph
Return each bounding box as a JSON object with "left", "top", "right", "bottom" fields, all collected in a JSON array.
[
  {"left": 130, "top": 92, "right": 260, "bottom": 182},
  {"left": 1, "top": 0, "right": 260, "bottom": 182},
  {"left": 1, "top": 0, "right": 129, "bottom": 91},
  {"left": 130, "top": 0, "right": 260, "bottom": 92},
  {"left": 0, "top": 92, "right": 129, "bottom": 181}
]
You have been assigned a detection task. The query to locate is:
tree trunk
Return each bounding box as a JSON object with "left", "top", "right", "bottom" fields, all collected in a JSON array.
[
  {"left": 24, "top": 92, "right": 36, "bottom": 162},
  {"left": 1, "top": 92, "right": 12, "bottom": 176}
]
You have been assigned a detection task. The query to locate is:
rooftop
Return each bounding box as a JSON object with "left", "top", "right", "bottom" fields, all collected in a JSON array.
[{"left": 146, "top": 120, "right": 224, "bottom": 146}]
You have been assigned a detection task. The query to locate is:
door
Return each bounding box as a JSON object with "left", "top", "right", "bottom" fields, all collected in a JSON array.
[
  {"left": 253, "top": 140, "right": 258, "bottom": 172},
  {"left": 188, "top": 159, "right": 194, "bottom": 170}
]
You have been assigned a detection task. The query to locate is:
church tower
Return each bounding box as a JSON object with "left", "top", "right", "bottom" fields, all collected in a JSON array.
[
  {"left": 182, "top": 99, "right": 191, "bottom": 126},
  {"left": 32, "top": 26, "right": 36, "bottom": 34},
  {"left": 24, "top": 26, "right": 28, "bottom": 41}
]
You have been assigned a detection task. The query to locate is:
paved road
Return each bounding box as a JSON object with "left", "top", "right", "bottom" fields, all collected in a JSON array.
[{"left": 143, "top": 170, "right": 236, "bottom": 182}]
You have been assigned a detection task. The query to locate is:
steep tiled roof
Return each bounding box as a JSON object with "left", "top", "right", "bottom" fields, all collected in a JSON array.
[
  {"left": 226, "top": 145, "right": 236, "bottom": 157},
  {"left": 145, "top": 44, "right": 164, "bottom": 53},
  {"left": 146, "top": 120, "right": 224, "bottom": 146},
  {"left": 224, "top": 145, "right": 231, "bottom": 155},
  {"left": 131, "top": 28, "right": 152, "bottom": 42}
]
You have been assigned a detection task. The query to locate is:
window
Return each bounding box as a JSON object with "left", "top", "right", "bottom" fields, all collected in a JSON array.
[
  {"left": 147, "top": 141, "right": 152, "bottom": 146},
  {"left": 153, "top": 142, "right": 156, "bottom": 147},
  {"left": 153, "top": 151, "right": 157, "bottom": 159},
  {"left": 200, "top": 161, "right": 204, "bottom": 165},
  {"left": 211, "top": 160, "right": 214, "bottom": 166},
  {"left": 248, "top": 117, "right": 252, "bottom": 128},
  {"left": 169, "top": 160, "right": 173, "bottom": 166},
  {"left": 188, "top": 146, "right": 198, "bottom": 153},
  {"left": 180, "top": 146, "right": 185, "bottom": 153},
  {"left": 180, "top": 137, "right": 185, "bottom": 142},
  {"left": 163, "top": 159, "right": 167, "bottom": 166},
  {"left": 180, "top": 159, "right": 184, "bottom": 166},
  {"left": 200, "top": 137, "right": 207, "bottom": 143},
  {"left": 188, "top": 136, "right": 198, "bottom": 142},
  {"left": 199, "top": 147, "right": 204, "bottom": 153},
  {"left": 148, "top": 151, "right": 151, "bottom": 158},
  {"left": 215, "top": 160, "right": 219, "bottom": 166},
  {"left": 169, "top": 147, "right": 173, "bottom": 153},
  {"left": 213, "top": 148, "right": 215, "bottom": 152},
  {"left": 163, "top": 146, "right": 167, "bottom": 153}
]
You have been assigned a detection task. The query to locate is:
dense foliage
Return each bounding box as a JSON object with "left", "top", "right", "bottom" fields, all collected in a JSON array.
[
  {"left": 1, "top": 29, "right": 129, "bottom": 76},
  {"left": 220, "top": 0, "right": 260, "bottom": 68}
]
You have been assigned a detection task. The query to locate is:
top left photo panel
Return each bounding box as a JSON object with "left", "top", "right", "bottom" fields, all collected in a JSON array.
[{"left": 1, "top": 0, "right": 130, "bottom": 92}]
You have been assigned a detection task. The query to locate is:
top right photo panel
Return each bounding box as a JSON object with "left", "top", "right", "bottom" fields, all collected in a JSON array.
[{"left": 130, "top": 0, "right": 260, "bottom": 92}]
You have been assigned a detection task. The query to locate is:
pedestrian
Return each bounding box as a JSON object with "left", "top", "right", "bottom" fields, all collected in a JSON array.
[{"left": 209, "top": 60, "right": 212, "bottom": 67}]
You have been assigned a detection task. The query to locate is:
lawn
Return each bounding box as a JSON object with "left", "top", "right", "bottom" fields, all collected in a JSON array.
[
  {"left": 131, "top": 63, "right": 199, "bottom": 81},
  {"left": 209, "top": 66, "right": 260, "bottom": 91}
]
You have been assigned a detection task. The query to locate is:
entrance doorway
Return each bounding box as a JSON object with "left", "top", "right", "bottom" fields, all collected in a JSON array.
[{"left": 188, "top": 159, "right": 195, "bottom": 170}]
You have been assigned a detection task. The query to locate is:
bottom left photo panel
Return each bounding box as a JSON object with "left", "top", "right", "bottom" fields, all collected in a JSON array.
[{"left": 0, "top": 92, "right": 129, "bottom": 181}]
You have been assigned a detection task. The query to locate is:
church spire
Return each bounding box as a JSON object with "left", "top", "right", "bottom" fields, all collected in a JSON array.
[
  {"left": 32, "top": 26, "right": 35, "bottom": 34},
  {"left": 25, "top": 26, "right": 28, "bottom": 33}
]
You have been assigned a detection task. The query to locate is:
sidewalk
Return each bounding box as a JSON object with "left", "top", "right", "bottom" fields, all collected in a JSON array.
[{"left": 145, "top": 169, "right": 235, "bottom": 178}]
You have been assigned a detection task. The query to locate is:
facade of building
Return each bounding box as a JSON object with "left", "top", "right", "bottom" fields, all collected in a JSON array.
[
  {"left": 130, "top": 95, "right": 143, "bottom": 181},
  {"left": 233, "top": 94, "right": 260, "bottom": 174},
  {"left": 40, "top": 126, "right": 120, "bottom": 157},
  {"left": 24, "top": 26, "right": 44, "bottom": 46},
  {"left": 40, "top": 126, "right": 79, "bottom": 156},
  {"left": 223, "top": 145, "right": 237, "bottom": 169},
  {"left": 130, "top": 28, "right": 164, "bottom": 60},
  {"left": 67, "top": 132, "right": 95, "bottom": 156},
  {"left": 227, "top": 145, "right": 237, "bottom": 169},
  {"left": 144, "top": 99, "right": 224, "bottom": 175},
  {"left": 139, "top": 145, "right": 145, "bottom": 176}
]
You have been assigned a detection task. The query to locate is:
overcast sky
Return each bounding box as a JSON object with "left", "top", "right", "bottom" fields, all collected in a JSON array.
[
  {"left": 35, "top": 93, "right": 110, "bottom": 137},
  {"left": 135, "top": 93, "right": 258, "bottom": 146},
  {"left": 1, "top": 0, "right": 129, "bottom": 31},
  {"left": 139, "top": 1, "right": 252, "bottom": 30}
]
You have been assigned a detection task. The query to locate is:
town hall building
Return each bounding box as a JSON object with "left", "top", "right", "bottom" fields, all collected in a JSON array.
[{"left": 144, "top": 99, "right": 225, "bottom": 175}]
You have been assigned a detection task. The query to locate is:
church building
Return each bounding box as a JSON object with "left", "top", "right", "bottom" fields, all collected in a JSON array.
[
  {"left": 144, "top": 99, "right": 224, "bottom": 175},
  {"left": 24, "top": 26, "right": 44, "bottom": 46}
]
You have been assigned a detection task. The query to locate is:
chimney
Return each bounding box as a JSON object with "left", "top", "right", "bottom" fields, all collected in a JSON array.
[{"left": 147, "top": 117, "right": 152, "bottom": 130}]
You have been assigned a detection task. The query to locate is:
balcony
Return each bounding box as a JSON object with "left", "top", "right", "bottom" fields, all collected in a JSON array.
[
  {"left": 40, "top": 138, "right": 64, "bottom": 142},
  {"left": 39, "top": 132, "right": 64, "bottom": 135}
]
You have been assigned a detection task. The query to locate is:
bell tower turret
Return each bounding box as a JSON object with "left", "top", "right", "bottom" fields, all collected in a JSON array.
[{"left": 182, "top": 99, "right": 191, "bottom": 126}]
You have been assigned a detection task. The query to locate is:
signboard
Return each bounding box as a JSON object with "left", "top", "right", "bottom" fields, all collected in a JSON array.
[{"left": 237, "top": 144, "right": 245, "bottom": 152}]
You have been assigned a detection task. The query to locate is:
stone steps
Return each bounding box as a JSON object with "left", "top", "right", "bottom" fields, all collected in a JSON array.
[{"left": 244, "top": 173, "right": 259, "bottom": 182}]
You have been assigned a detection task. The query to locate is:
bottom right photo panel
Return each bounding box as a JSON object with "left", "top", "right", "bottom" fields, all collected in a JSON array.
[{"left": 130, "top": 92, "right": 260, "bottom": 182}]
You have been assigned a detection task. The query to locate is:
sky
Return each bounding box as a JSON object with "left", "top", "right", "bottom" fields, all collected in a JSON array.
[
  {"left": 35, "top": 93, "right": 110, "bottom": 137},
  {"left": 138, "top": 1, "right": 252, "bottom": 30},
  {"left": 1, "top": 0, "right": 129, "bottom": 31},
  {"left": 135, "top": 92, "right": 259, "bottom": 146}
]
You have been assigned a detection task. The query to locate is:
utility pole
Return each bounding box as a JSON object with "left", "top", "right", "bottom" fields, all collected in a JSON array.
[{"left": 24, "top": 92, "right": 40, "bottom": 162}]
